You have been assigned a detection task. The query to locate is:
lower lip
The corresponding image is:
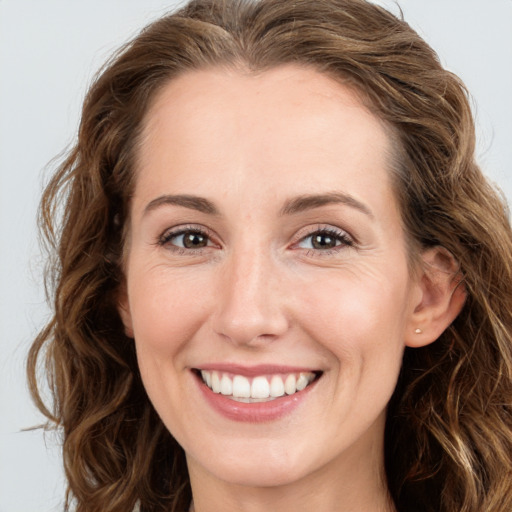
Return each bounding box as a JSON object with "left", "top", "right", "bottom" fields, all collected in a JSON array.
[{"left": 194, "top": 372, "right": 318, "bottom": 423}]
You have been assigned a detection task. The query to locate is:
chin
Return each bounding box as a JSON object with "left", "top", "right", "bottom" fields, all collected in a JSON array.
[
  {"left": 186, "top": 437, "right": 317, "bottom": 488},
  {"left": 205, "top": 461, "right": 308, "bottom": 488}
]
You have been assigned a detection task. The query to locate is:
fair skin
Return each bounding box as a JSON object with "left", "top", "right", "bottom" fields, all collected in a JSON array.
[{"left": 119, "top": 65, "right": 464, "bottom": 512}]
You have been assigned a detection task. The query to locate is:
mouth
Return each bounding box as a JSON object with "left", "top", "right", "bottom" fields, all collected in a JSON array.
[{"left": 194, "top": 369, "right": 323, "bottom": 403}]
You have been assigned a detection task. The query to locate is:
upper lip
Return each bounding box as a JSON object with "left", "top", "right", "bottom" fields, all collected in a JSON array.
[{"left": 193, "top": 363, "right": 321, "bottom": 377}]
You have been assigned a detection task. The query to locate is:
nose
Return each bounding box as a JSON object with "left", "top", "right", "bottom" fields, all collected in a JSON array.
[{"left": 212, "top": 245, "right": 289, "bottom": 346}]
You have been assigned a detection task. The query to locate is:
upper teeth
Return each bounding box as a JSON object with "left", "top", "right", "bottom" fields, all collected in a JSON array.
[{"left": 200, "top": 370, "right": 316, "bottom": 400}]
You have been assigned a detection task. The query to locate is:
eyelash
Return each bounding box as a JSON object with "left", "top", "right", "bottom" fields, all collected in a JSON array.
[
  {"left": 293, "top": 227, "right": 354, "bottom": 256},
  {"left": 157, "top": 225, "right": 216, "bottom": 254},
  {"left": 157, "top": 225, "right": 355, "bottom": 256}
]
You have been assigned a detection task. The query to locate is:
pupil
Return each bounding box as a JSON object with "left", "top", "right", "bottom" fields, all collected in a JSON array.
[
  {"left": 312, "top": 234, "right": 335, "bottom": 249},
  {"left": 184, "top": 232, "right": 206, "bottom": 248}
]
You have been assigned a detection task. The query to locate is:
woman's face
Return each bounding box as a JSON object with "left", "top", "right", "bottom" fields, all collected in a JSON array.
[{"left": 120, "top": 66, "right": 424, "bottom": 490}]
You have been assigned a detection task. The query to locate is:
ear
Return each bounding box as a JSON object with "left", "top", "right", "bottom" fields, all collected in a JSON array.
[
  {"left": 117, "top": 285, "right": 134, "bottom": 339},
  {"left": 405, "top": 246, "right": 466, "bottom": 348}
]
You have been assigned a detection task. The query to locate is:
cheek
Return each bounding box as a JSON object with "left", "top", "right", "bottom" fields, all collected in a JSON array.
[
  {"left": 127, "top": 268, "right": 211, "bottom": 422},
  {"left": 128, "top": 267, "right": 210, "bottom": 360},
  {"left": 293, "top": 266, "right": 411, "bottom": 402},
  {"left": 299, "top": 271, "right": 410, "bottom": 343}
]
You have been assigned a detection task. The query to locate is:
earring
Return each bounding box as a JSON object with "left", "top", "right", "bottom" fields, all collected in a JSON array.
[{"left": 414, "top": 328, "right": 422, "bottom": 334}]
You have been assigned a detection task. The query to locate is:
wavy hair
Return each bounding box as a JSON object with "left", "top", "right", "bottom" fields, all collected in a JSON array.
[{"left": 28, "top": 0, "right": 512, "bottom": 510}]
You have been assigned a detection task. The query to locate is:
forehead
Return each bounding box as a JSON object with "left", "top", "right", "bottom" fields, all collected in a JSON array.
[
  {"left": 141, "top": 64, "right": 387, "bottom": 146},
  {"left": 134, "top": 65, "right": 397, "bottom": 216}
]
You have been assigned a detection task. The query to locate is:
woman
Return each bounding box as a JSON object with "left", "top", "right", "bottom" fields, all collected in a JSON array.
[{"left": 28, "top": 0, "right": 512, "bottom": 511}]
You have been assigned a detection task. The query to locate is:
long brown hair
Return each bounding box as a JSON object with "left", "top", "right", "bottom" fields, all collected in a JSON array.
[{"left": 28, "top": 1, "right": 512, "bottom": 510}]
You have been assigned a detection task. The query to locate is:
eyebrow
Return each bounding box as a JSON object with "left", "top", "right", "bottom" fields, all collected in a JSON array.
[
  {"left": 280, "top": 192, "right": 374, "bottom": 218},
  {"left": 143, "top": 191, "right": 373, "bottom": 219},
  {"left": 143, "top": 194, "right": 219, "bottom": 216}
]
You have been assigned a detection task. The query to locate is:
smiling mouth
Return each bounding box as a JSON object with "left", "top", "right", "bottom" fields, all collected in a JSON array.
[{"left": 195, "top": 369, "right": 322, "bottom": 402}]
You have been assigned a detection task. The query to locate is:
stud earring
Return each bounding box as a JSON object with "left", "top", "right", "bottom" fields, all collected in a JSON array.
[{"left": 414, "top": 328, "right": 422, "bottom": 334}]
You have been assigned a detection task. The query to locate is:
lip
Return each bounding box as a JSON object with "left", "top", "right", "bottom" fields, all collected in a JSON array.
[{"left": 192, "top": 367, "right": 320, "bottom": 423}]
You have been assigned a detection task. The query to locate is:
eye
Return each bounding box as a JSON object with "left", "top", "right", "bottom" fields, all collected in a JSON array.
[
  {"left": 158, "top": 226, "right": 214, "bottom": 250},
  {"left": 296, "top": 228, "right": 354, "bottom": 251}
]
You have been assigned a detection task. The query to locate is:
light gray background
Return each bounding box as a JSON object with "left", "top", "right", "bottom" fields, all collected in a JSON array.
[{"left": 1, "top": 1, "right": 511, "bottom": 511}]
